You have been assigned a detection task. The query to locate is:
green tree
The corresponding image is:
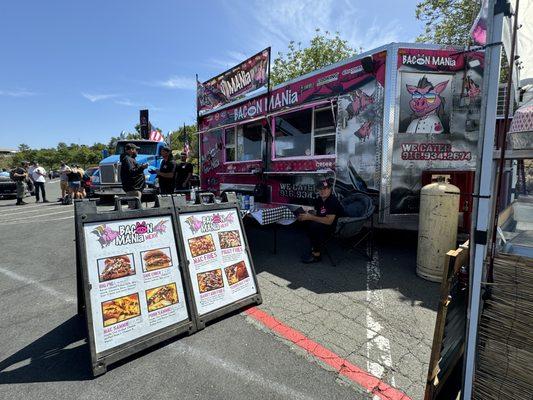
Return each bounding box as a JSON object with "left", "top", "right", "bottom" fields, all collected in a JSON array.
[
  {"left": 270, "top": 29, "right": 357, "bottom": 86},
  {"left": 169, "top": 124, "right": 199, "bottom": 174},
  {"left": 415, "top": 0, "right": 480, "bottom": 45},
  {"left": 415, "top": 0, "right": 510, "bottom": 82}
]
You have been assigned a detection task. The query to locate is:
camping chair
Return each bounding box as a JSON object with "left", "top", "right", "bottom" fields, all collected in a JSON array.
[{"left": 323, "top": 192, "right": 375, "bottom": 266}]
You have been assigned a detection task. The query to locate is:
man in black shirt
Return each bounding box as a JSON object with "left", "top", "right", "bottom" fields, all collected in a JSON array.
[
  {"left": 120, "top": 143, "right": 148, "bottom": 207},
  {"left": 175, "top": 152, "right": 193, "bottom": 190},
  {"left": 298, "top": 178, "right": 344, "bottom": 263},
  {"left": 152, "top": 146, "right": 176, "bottom": 195}
]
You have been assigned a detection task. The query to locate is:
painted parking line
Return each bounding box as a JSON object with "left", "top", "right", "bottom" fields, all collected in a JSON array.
[
  {"left": 366, "top": 250, "right": 396, "bottom": 398},
  {"left": 0, "top": 209, "right": 73, "bottom": 222},
  {"left": 2, "top": 215, "right": 74, "bottom": 226},
  {"left": 171, "top": 341, "right": 318, "bottom": 400},
  {"left": 0, "top": 204, "right": 72, "bottom": 216},
  {"left": 245, "top": 307, "right": 411, "bottom": 400},
  {"left": 0, "top": 266, "right": 76, "bottom": 304}
]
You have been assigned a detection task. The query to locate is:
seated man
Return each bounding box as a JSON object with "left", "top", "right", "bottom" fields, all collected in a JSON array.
[{"left": 298, "top": 178, "right": 345, "bottom": 263}]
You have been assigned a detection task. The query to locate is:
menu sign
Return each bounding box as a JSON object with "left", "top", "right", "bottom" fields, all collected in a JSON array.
[
  {"left": 83, "top": 216, "right": 189, "bottom": 354},
  {"left": 178, "top": 209, "right": 257, "bottom": 315}
]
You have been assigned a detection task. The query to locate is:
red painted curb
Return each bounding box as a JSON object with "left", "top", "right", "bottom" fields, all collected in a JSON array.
[{"left": 245, "top": 307, "right": 412, "bottom": 400}]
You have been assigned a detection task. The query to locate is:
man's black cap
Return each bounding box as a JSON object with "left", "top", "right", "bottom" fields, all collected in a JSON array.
[
  {"left": 161, "top": 146, "right": 171, "bottom": 153},
  {"left": 315, "top": 178, "right": 334, "bottom": 190},
  {"left": 125, "top": 143, "right": 140, "bottom": 150}
]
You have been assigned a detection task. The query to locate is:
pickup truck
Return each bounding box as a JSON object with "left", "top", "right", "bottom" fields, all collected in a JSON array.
[{"left": 96, "top": 140, "right": 166, "bottom": 200}]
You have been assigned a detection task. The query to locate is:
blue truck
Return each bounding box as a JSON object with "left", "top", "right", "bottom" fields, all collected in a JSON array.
[{"left": 96, "top": 140, "right": 166, "bottom": 199}]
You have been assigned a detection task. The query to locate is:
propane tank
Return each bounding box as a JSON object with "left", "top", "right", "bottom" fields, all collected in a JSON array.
[{"left": 416, "top": 178, "right": 460, "bottom": 282}]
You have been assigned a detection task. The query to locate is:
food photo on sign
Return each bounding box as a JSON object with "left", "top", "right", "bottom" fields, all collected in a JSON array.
[
  {"left": 145, "top": 283, "right": 179, "bottom": 312},
  {"left": 101, "top": 293, "right": 141, "bottom": 327},
  {"left": 97, "top": 254, "right": 135, "bottom": 282},
  {"left": 141, "top": 247, "right": 173, "bottom": 272}
]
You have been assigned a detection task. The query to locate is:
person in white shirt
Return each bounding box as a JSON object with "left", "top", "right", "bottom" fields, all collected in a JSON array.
[{"left": 32, "top": 162, "right": 49, "bottom": 203}]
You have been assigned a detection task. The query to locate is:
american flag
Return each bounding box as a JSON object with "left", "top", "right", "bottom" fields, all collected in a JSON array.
[
  {"left": 149, "top": 129, "right": 164, "bottom": 142},
  {"left": 184, "top": 140, "right": 190, "bottom": 156}
]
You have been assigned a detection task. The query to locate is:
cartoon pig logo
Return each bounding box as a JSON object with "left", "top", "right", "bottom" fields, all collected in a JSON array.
[
  {"left": 405, "top": 76, "right": 448, "bottom": 134},
  {"left": 134, "top": 222, "right": 148, "bottom": 235},
  {"left": 211, "top": 214, "right": 222, "bottom": 224}
]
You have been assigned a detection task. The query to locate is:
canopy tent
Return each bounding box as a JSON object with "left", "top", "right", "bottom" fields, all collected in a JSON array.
[{"left": 508, "top": 100, "right": 533, "bottom": 148}]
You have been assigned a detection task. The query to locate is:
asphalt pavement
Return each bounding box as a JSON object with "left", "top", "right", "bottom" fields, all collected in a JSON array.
[
  {"left": 0, "top": 181, "right": 364, "bottom": 400},
  {"left": 0, "top": 180, "right": 439, "bottom": 399}
]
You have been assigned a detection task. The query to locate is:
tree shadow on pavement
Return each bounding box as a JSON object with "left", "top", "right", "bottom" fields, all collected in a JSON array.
[
  {"left": 245, "top": 222, "right": 439, "bottom": 312},
  {"left": 0, "top": 315, "right": 92, "bottom": 384}
]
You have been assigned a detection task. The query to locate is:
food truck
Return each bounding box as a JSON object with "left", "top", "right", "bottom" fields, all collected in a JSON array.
[{"left": 197, "top": 43, "right": 484, "bottom": 230}]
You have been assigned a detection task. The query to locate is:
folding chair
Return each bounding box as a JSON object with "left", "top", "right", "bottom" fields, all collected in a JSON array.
[{"left": 323, "top": 192, "right": 375, "bottom": 266}]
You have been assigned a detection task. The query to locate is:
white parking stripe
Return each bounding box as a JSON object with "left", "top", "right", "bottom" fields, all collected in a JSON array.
[
  {"left": 366, "top": 250, "right": 396, "bottom": 398},
  {"left": 0, "top": 205, "right": 72, "bottom": 216},
  {"left": 0, "top": 203, "right": 49, "bottom": 212},
  {"left": 0, "top": 266, "right": 76, "bottom": 303},
  {"left": 0, "top": 209, "right": 73, "bottom": 222},
  {"left": 2, "top": 215, "right": 74, "bottom": 226},
  {"left": 171, "top": 342, "right": 318, "bottom": 400}
]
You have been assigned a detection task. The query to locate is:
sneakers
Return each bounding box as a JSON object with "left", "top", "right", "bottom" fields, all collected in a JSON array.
[
  {"left": 301, "top": 253, "right": 322, "bottom": 264},
  {"left": 43, "top": 200, "right": 50, "bottom": 203},
  {"left": 15, "top": 200, "right": 28, "bottom": 206}
]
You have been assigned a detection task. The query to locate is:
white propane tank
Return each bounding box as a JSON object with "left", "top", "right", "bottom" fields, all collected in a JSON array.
[{"left": 416, "top": 179, "right": 460, "bottom": 282}]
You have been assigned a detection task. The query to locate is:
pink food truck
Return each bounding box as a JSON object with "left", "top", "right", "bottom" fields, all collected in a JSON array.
[{"left": 197, "top": 43, "right": 484, "bottom": 229}]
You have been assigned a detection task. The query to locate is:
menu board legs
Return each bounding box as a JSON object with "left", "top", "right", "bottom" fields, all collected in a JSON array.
[{"left": 74, "top": 194, "right": 261, "bottom": 376}]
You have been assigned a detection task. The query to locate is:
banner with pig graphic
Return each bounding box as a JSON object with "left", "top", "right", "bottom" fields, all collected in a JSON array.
[
  {"left": 336, "top": 80, "right": 384, "bottom": 198},
  {"left": 389, "top": 48, "right": 484, "bottom": 214}
]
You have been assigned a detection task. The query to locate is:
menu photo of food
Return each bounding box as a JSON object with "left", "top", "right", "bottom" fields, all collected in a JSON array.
[
  {"left": 218, "top": 230, "right": 242, "bottom": 249},
  {"left": 97, "top": 254, "right": 135, "bottom": 283},
  {"left": 101, "top": 293, "right": 141, "bottom": 327},
  {"left": 141, "top": 247, "right": 173, "bottom": 272},
  {"left": 223, "top": 261, "right": 250, "bottom": 286},
  {"left": 188, "top": 234, "right": 216, "bottom": 258},
  {"left": 197, "top": 269, "right": 224, "bottom": 293},
  {"left": 145, "top": 283, "right": 179, "bottom": 312}
]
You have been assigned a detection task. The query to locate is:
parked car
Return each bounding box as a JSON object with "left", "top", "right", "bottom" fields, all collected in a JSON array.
[
  {"left": 0, "top": 174, "right": 32, "bottom": 199},
  {"left": 83, "top": 167, "right": 100, "bottom": 198}
]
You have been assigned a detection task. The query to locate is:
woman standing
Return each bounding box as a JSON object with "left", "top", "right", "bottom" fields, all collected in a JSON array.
[{"left": 67, "top": 165, "right": 84, "bottom": 199}]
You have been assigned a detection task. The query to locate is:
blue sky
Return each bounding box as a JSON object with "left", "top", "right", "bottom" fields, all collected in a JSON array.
[{"left": 0, "top": 0, "right": 424, "bottom": 149}]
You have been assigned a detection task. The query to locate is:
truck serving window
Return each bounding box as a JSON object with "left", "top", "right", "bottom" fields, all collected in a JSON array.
[
  {"left": 237, "top": 123, "right": 262, "bottom": 161},
  {"left": 274, "top": 105, "right": 336, "bottom": 158},
  {"left": 116, "top": 141, "right": 158, "bottom": 155},
  {"left": 313, "top": 105, "right": 337, "bottom": 156},
  {"left": 225, "top": 128, "right": 236, "bottom": 162},
  {"left": 275, "top": 109, "right": 312, "bottom": 157},
  {"left": 225, "top": 123, "right": 263, "bottom": 162}
]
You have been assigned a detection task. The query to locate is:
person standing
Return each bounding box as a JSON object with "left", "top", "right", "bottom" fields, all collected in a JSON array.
[
  {"left": 59, "top": 162, "right": 71, "bottom": 201},
  {"left": 11, "top": 161, "right": 29, "bottom": 205},
  {"left": 120, "top": 143, "right": 148, "bottom": 206},
  {"left": 27, "top": 161, "right": 35, "bottom": 195},
  {"left": 67, "top": 165, "right": 83, "bottom": 199},
  {"left": 32, "top": 162, "right": 49, "bottom": 203},
  {"left": 152, "top": 146, "right": 176, "bottom": 195},
  {"left": 175, "top": 152, "right": 193, "bottom": 190}
]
